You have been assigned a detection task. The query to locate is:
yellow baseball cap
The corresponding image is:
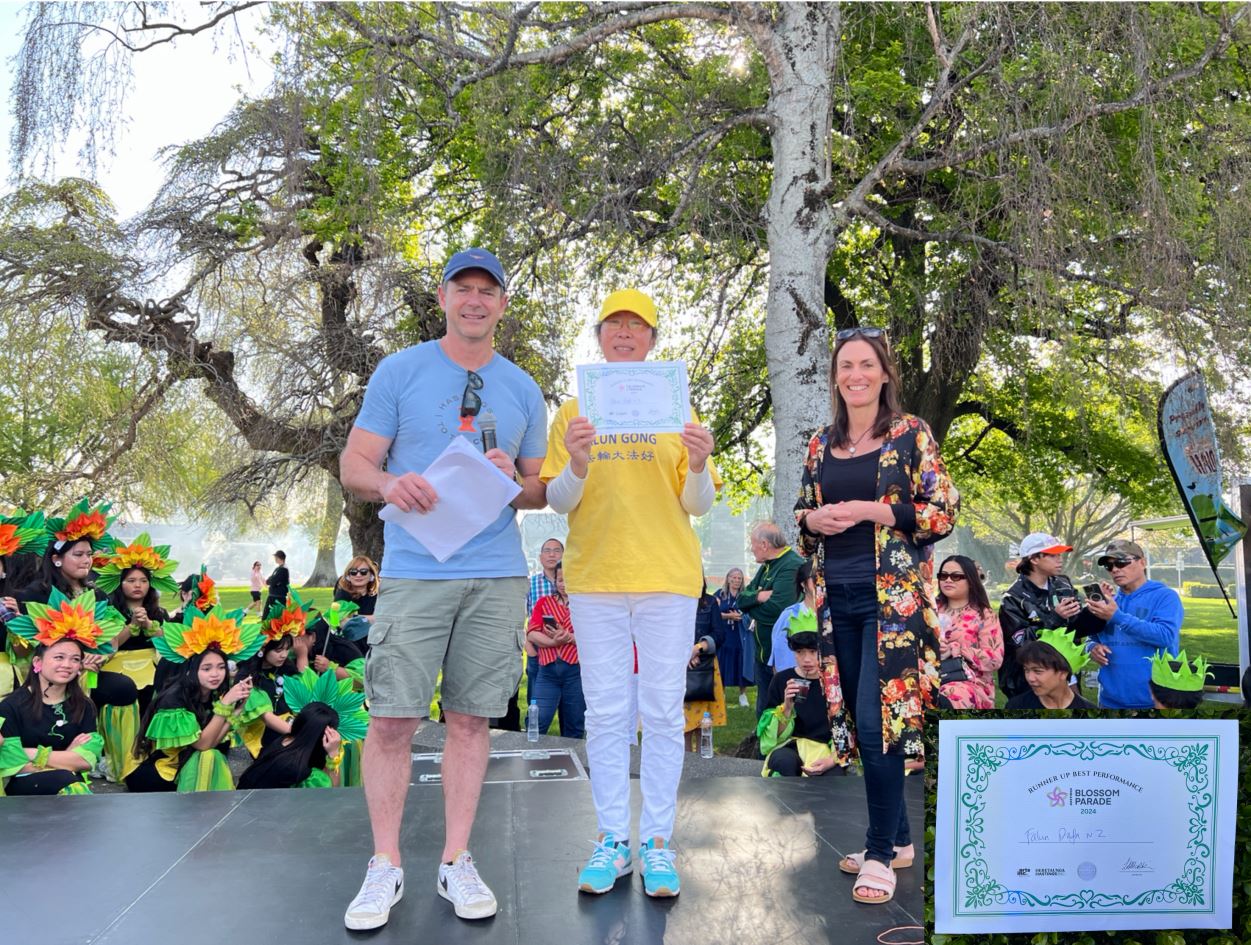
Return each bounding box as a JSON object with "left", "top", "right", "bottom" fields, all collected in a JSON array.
[{"left": 599, "top": 288, "right": 657, "bottom": 328}]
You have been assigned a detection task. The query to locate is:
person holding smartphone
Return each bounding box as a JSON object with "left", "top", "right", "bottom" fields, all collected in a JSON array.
[
  {"left": 1083, "top": 539, "right": 1183, "bottom": 709},
  {"left": 997, "top": 532, "right": 1083, "bottom": 701},
  {"left": 526, "top": 562, "right": 584, "bottom": 738}
]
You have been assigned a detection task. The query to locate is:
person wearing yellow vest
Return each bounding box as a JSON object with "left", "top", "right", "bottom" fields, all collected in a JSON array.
[{"left": 541, "top": 288, "right": 720, "bottom": 899}]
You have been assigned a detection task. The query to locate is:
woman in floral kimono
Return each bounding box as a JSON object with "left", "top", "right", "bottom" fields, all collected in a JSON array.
[{"left": 794, "top": 327, "right": 958, "bottom": 905}]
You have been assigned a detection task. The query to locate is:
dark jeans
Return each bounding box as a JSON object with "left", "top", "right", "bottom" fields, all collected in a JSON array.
[
  {"left": 533, "top": 658, "right": 586, "bottom": 738},
  {"left": 753, "top": 658, "right": 774, "bottom": 721},
  {"left": 825, "top": 580, "right": 911, "bottom": 866}
]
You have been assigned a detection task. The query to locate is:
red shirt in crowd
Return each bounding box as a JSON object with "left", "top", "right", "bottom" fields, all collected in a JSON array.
[{"left": 528, "top": 594, "right": 579, "bottom": 666}]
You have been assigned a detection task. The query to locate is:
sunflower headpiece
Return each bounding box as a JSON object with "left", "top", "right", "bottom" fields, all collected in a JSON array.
[
  {"left": 152, "top": 603, "right": 263, "bottom": 664},
  {"left": 264, "top": 589, "right": 317, "bottom": 643},
  {"left": 0, "top": 510, "right": 52, "bottom": 558},
  {"left": 192, "top": 565, "right": 218, "bottom": 611},
  {"left": 46, "top": 498, "right": 116, "bottom": 552},
  {"left": 5, "top": 587, "right": 126, "bottom": 656},
  {"left": 94, "top": 532, "right": 180, "bottom": 596},
  {"left": 282, "top": 669, "right": 369, "bottom": 743}
]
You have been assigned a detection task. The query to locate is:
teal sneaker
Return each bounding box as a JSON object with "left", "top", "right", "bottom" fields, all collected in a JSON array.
[
  {"left": 638, "top": 837, "right": 680, "bottom": 897},
  {"left": 577, "top": 834, "right": 632, "bottom": 894}
]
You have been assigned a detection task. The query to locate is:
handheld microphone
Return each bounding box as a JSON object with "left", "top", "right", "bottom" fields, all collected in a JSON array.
[{"left": 479, "top": 410, "right": 498, "bottom": 453}]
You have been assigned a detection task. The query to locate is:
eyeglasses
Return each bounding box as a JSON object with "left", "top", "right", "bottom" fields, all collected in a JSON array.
[
  {"left": 835, "top": 326, "right": 888, "bottom": 343},
  {"left": 937, "top": 571, "right": 967, "bottom": 582},
  {"left": 346, "top": 568, "right": 373, "bottom": 577},
  {"left": 460, "top": 370, "right": 484, "bottom": 419},
  {"left": 1103, "top": 558, "right": 1139, "bottom": 572}
]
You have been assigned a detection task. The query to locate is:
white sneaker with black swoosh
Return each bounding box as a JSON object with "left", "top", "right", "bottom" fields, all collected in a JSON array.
[
  {"left": 344, "top": 854, "right": 405, "bottom": 930},
  {"left": 437, "top": 850, "right": 498, "bottom": 919}
]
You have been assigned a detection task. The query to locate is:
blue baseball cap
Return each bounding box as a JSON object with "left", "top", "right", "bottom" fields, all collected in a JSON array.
[{"left": 442, "top": 247, "right": 507, "bottom": 289}]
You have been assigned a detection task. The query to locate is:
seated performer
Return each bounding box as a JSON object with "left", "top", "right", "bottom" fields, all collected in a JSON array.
[
  {"left": 237, "top": 669, "right": 369, "bottom": 789},
  {"left": 125, "top": 602, "right": 263, "bottom": 792},
  {"left": 0, "top": 588, "right": 123, "bottom": 794}
]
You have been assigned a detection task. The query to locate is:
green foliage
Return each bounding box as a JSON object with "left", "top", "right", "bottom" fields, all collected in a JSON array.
[{"left": 945, "top": 352, "right": 1180, "bottom": 549}]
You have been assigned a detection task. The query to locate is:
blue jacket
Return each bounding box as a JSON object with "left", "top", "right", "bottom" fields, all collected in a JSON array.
[{"left": 1090, "top": 580, "right": 1184, "bottom": 709}]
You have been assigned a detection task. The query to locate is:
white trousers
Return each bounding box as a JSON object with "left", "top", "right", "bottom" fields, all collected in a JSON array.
[{"left": 568, "top": 592, "right": 696, "bottom": 842}]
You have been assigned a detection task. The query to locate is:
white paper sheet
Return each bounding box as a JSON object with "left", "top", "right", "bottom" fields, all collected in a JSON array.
[
  {"left": 934, "top": 718, "right": 1238, "bottom": 934},
  {"left": 378, "top": 436, "right": 522, "bottom": 563}
]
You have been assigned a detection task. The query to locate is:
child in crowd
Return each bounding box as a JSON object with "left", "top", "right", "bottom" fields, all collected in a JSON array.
[
  {"left": 1147, "top": 650, "right": 1211, "bottom": 710},
  {"left": 757, "top": 608, "right": 841, "bottom": 777},
  {"left": 1004, "top": 627, "right": 1097, "bottom": 710}
]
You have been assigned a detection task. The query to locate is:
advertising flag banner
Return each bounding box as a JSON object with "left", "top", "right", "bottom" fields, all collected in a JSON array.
[{"left": 1158, "top": 370, "right": 1245, "bottom": 612}]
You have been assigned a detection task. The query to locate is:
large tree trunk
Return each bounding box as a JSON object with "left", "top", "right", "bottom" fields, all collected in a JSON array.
[
  {"left": 303, "top": 474, "right": 344, "bottom": 586},
  {"left": 754, "top": 3, "right": 840, "bottom": 541},
  {"left": 342, "top": 489, "right": 384, "bottom": 566}
]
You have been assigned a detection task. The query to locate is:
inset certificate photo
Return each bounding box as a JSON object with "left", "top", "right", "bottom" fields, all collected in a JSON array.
[
  {"left": 933, "top": 717, "right": 1239, "bottom": 935},
  {"left": 575, "top": 360, "right": 690, "bottom": 434}
]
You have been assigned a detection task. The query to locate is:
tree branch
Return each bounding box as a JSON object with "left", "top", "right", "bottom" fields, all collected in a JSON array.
[{"left": 894, "top": 7, "right": 1249, "bottom": 175}]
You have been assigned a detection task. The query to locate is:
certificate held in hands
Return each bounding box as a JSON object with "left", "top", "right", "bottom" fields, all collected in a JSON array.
[
  {"left": 934, "top": 718, "right": 1238, "bottom": 934},
  {"left": 576, "top": 361, "right": 690, "bottom": 435}
]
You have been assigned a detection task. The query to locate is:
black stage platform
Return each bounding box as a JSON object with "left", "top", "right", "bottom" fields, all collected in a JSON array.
[{"left": 2, "top": 774, "right": 924, "bottom": 945}]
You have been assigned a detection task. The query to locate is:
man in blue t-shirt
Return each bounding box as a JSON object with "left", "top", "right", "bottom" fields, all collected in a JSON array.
[
  {"left": 339, "top": 248, "right": 547, "bottom": 930},
  {"left": 1085, "top": 539, "right": 1184, "bottom": 709}
]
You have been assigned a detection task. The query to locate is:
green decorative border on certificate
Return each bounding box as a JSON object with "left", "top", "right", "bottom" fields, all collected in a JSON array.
[
  {"left": 952, "top": 736, "right": 1219, "bottom": 918},
  {"left": 577, "top": 361, "right": 688, "bottom": 433}
]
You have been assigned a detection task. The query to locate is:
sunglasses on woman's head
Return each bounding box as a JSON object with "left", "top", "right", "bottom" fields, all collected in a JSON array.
[
  {"left": 346, "top": 568, "right": 373, "bottom": 577},
  {"left": 937, "top": 571, "right": 967, "bottom": 582},
  {"left": 835, "top": 326, "right": 888, "bottom": 342}
]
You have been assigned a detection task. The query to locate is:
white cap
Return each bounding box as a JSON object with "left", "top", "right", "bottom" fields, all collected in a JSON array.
[{"left": 1018, "top": 533, "right": 1074, "bottom": 558}]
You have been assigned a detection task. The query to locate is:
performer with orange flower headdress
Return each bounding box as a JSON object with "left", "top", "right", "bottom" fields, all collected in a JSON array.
[
  {"left": 14, "top": 499, "right": 142, "bottom": 782},
  {"left": 124, "top": 602, "right": 263, "bottom": 793},
  {"left": 0, "top": 511, "right": 50, "bottom": 699},
  {"left": 230, "top": 590, "right": 321, "bottom": 757},
  {"left": 91, "top": 533, "right": 181, "bottom": 778},
  {"left": 0, "top": 586, "right": 124, "bottom": 795}
]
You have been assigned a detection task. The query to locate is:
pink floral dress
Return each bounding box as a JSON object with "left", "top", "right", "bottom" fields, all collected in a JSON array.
[{"left": 936, "top": 605, "right": 1003, "bottom": 709}]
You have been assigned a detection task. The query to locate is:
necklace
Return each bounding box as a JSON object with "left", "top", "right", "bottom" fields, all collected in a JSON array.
[{"left": 845, "top": 426, "right": 874, "bottom": 456}]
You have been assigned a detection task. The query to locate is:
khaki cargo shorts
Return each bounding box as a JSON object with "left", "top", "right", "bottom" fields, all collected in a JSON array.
[{"left": 364, "top": 576, "right": 527, "bottom": 719}]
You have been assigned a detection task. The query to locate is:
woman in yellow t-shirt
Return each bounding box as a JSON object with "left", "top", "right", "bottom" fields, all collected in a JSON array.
[{"left": 541, "top": 288, "right": 717, "bottom": 899}]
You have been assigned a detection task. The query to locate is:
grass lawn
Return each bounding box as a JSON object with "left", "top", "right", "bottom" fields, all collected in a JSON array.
[
  {"left": 1178, "top": 597, "right": 1240, "bottom": 665},
  {"left": 217, "top": 586, "right": 336, "bottom": 613}
]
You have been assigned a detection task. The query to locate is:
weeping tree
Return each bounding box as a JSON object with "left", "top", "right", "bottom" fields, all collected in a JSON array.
[
  {"left": 1, "top": 93, "right": 571, "bottom": 561},
  {"left": 12, "top": 2, "right": 1251, "bottom": 544}
]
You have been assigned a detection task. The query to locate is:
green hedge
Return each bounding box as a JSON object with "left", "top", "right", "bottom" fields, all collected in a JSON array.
[
  {"left": 923, "top": 707, "right": 1251, "bottom": 945},
  {"left": 1182, "top": 581, "right": 1226, "bottom": 599}
]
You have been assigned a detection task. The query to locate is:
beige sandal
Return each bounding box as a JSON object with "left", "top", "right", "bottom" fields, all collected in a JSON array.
[
  {"left": 850, "top": 857, "right": 896, "bottom": 904},
  {"left": 839, "top": 844, "right": 914, "bottom": 874}
]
